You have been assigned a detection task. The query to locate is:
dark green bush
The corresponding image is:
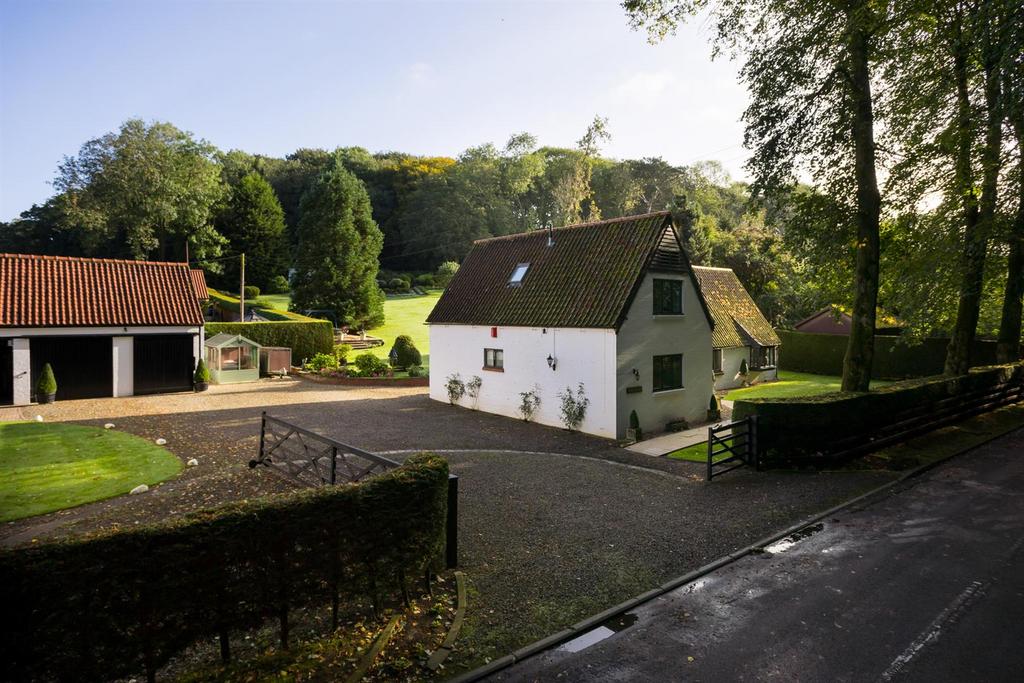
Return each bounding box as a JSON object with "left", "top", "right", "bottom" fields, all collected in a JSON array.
[
  {"left": 391, "top": 335, "right": 422, "bottom": 369},
  {"left": 352, "top": 352, "right": 391, "bottom": 377},
  {"left": 628, "top": 409, "right": 642, "bottom": 441},
  {"left": 0, "top": 453, "right": 449, "bottom": 682},
  {"left": 388, "top": 277, "right": 410, "bottom": 292},
  {"left": 733, "top": 363, "right": 1024, "bottom": 465},
  {"left": 334, "top": 343, "right": 353, "bottom": 363},
  {"left": 243, "top": 285, "right": 261, "bottom": 300},
  {"left": 777, "top": 330, "right": 999, "bottom": 379},
  {"left": 193, "top": 358, "right": 211, "bottom": 383},
  {"left": 407, "top": 365, "right": 424, "bottom": 378},
  {"left": 36, "top": 363, "right": 57, "bottom": 396},
  {"left": 266, "top": 275, "right": 290, "bottom": 294},
  {"left": 206, "top": 321, "right": 333, "bottom": 363},
  {"left": 414, "top": 273, "right": 434, "bottom": 287}
]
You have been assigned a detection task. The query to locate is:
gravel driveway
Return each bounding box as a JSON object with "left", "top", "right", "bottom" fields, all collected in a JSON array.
[{"left": 1, "top": 378, "right": 895, "bottom": 673}]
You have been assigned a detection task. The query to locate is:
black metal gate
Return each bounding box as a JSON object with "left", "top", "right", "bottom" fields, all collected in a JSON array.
[
  {"left": 30, "top": 336, "right": 113, "bottom": 401},
  {"left": 133, "top": 335, "right": 195, "bottom": 395},
  {"left": 0, "top": 342, "right": 12, "bottom": 405},
  {"left": 707, "top": 416, "right": 758, "bottom": 481},
  {"left": 250, "top": 413, "right": 459, "bottom": 568}
]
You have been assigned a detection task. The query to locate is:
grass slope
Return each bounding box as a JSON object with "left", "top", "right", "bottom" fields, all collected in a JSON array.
[
  {"left": 366, "top": 292, "right": 441, "bottom": 364},
  {"left": 0, "top": 422, "right": 182, "bottom": 522},
  {"left": 724, "top": 371, "right": 894, "bottom": 401}
]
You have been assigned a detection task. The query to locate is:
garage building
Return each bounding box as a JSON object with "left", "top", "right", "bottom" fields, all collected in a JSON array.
[{"left": 0, "top": 253, "right": 207, "bottom": 405}]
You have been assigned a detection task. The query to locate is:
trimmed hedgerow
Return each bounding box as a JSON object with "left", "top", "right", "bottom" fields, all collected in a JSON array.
[
  {"left": 733, "top": 363, "right": 1024, "bottom": 464},
  {"left": 778, "top": 330, "right": 999, "bottom": 379},
  {"left": 0, "top": 453, "right": 449, "bottom": 683},
  {"left": 206, "top": 321, "right": 333, "bottom": 364}
]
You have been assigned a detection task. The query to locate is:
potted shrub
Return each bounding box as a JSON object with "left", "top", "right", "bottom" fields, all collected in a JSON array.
[
  {"left": 708, "top": 394, "right": 721, "bottom": 421},
  {"left": 36, "top": 363, "right": 57, "bottom": 404},
  {"left": 193, "top": 358, "right": 211, "bottom": 392},
  {"left": 628, "top": 409, "right": 643, "bottom": 442}
]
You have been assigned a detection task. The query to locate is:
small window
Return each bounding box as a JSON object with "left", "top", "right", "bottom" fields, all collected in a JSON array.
[
  {"left": 653, "top": 279, "right": 683, "bottom": 315},
  {"left": 484, "top": 348, "right": 504, "bottom": 370},
  {"left": 509, "top": 263, "right": 530, "bottom": 285},
  {"left": 712, "top": 348, "right": 723, "bottom": 374},
  {"left": 653, "top": 354, "right": 684, "bottom": 392}
]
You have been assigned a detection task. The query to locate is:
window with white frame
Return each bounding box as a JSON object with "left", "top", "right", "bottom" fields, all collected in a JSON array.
[{"left": 484, "top": 348, "right": 504, "bottom": 370}]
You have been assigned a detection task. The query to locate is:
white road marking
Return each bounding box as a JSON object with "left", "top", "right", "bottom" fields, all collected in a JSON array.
[{"left": 878, "top": 580, "right": 987, "bottom": 681}]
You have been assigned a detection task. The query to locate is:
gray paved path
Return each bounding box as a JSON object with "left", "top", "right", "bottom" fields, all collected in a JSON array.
[{"left": 493, "top": 427, "right": 1024, "bottom": 682}]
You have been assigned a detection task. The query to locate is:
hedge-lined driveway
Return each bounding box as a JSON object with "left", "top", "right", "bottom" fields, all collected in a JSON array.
[{"left": 1, "top": 379, "right": 896, "bottom": 673}]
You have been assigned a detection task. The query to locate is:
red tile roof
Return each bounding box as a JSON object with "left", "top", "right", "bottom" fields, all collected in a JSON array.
[
  {"left": 0, "top": 253, "right": 205, "bottom": 327},
  {"left": 190, "top": 269, "right": 209, "bottom": 301},
  {"left": 427, "top": 211, "right": 716, "bottom": 330}
]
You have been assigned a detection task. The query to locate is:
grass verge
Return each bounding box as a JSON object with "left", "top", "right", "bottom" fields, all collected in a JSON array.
[
  {"left": 0, "top": 422, "right": 182, "bottom": 522},
  {"left": 724, "top": 371, "right": 894, "bottom": 401}
]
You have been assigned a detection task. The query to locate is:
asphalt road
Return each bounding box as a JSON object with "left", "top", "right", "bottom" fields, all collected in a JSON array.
[{"left": 492, "top": 428, "right": 1024, "bottom": 682}]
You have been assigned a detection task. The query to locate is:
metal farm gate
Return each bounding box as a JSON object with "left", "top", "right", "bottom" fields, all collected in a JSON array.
[{"left": 707, "top": 416, "right": 759, "bottom": 481}]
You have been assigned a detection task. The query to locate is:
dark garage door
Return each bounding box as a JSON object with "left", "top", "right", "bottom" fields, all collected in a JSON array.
[
  {"left": 134, "top": 335, "right": 195, "bottom": 395},
  {"left": 1, "top": 342, "right": 12, "bottom": 405},
  {"left": 30, "top": 336, "right": 113, "bottom": 401}
]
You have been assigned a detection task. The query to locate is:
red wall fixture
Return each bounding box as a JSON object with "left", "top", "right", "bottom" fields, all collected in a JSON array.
[{"left": 490, "top": 327, "right": 498, "bottom": 338}]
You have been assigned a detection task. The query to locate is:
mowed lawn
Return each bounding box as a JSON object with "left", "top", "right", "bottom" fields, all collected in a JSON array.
[
  {"left": 0, "top": 422, "right": 182, "bottom": 522},
  {"left": 723, "top": 371, "right": 894, "bottom": 401},
  {"left": 366, "top": 292, "right": 441, "bottom": 364},
  {"left": 254, "top": 291, "right": 439, "bottom": 364}
]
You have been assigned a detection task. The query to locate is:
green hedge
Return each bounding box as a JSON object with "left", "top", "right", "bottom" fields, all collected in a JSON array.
[
  {"left": 206, "top": 320, "right": 333, "bottom": 363},
  {"left": 733, "top": 363, "right": 1024, "bottom": 464},
  {"left": 0, "top": 453, "right": 449, "bottom": 682},
  {"left": 778, "top": 330, "right": 999, "bottom": 379}
]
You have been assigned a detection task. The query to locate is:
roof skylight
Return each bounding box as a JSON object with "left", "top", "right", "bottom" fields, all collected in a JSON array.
[{"left": 509, "top": 263, "right": 530, "bottom": 285}]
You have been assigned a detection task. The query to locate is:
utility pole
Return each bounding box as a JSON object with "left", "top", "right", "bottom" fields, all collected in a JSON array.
[{"left": 239, "top": 253, "right": 246, "bottom": 322}]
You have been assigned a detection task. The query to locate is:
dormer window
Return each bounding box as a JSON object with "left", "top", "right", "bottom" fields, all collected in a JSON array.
[{"left": 509, "top": 263, "right": 530, "bottom": 286}]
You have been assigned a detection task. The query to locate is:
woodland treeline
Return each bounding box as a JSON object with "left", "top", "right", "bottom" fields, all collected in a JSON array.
[{"left": 625, "top": 0, "right": 1023, "bottom": 388}]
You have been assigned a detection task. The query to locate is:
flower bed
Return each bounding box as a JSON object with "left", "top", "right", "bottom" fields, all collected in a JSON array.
[{"left": 298, "top": 372, "right": 428, "bottom": 388}]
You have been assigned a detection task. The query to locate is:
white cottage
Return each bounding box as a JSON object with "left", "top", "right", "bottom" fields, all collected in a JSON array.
[
  {"left": 691, "top": 266, "right": 781, "bottom": 391},
  {"left": 427, "top": 211, "right": 720, "bottom": 439}
]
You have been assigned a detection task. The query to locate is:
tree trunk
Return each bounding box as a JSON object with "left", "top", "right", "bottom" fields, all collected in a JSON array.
[
  {"left": 944, "top": 9, "right": 996, "bottom": 375},
  {"left": 841, "top": 6, "right": 882, "bottom": 393},
  {"left": 997, "top": 118, "right": 1024, "bottom": 362}
]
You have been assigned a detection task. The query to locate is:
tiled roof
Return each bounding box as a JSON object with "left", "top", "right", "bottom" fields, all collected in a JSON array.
[
  {"left": 691, "top": 266, "right": 780, "bottom": 348},
  {"left": 190, "top": 269, "right": 209, "bottom": 301},
  {"left": 0, "top": 253, "right": 205, "bottom": 327},
  {"left": 427, "top": 211, "right": 714, "bottom": 330}
]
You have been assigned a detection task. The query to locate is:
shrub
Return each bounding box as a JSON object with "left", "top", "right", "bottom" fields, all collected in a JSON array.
[
  {"left": 193, "top": 358, "right": 211, "bottom": 384},
  {"left": 558, "top": 384, "right": 590, "bottom": 431},
  {"left": 629, "top": 409, "right": 642, "bottom": 441},
  {"left": 436, "top": 261, "right": 459, "bottom": 287},
  {"left": 306, "top": 352, "right": 339, "bottom": 373},
  {"left": 36, "top": 363, "right": 57, "bottom": 396},
  {"left": 445, "top": 374, "right": 466, "bottom": 405},
  {"left": 388, "top": 277, "right": 410, "bottom": 292},
  {"left": 351, "top": 352, "right": 390, "bottom": 377},
  {"left": 733, "top": 362, "right": 1024, "bottom": 465},
  {"left": 739, "top": 358, "right": 749, "bottom": 375},
  {"left": 466, "top": 375, "right": 482, "bottom": 409},
  {"left": 334, "top": 343, "right": 353, "bottom": 364},
  {"left": 266, "top": 275, "right": 290, "bottom": 294},
  {"left": 0, "top": 453, "right": 450, "bottom": 683},
  {"left": 205, "top": 321, "right": 333, "bottom": 364},
  {"left": 414, "top": 273, "right": 434, "bottom": 287},
  {"left": 518, "top": 385, "right": 542, "bottom": 422},
  {"left": 243, "top": 285, "right": 261, "bottom": 300},
  {"left": 391, "top": 335, "right": 422, "bottom": 369},
  {"left": 407, "top": 365, "right": 425, "bottom": 378}
]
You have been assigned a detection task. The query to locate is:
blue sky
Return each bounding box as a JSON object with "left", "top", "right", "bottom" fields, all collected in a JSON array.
[{"left": 0, "top": 0, "right": 747, "bottom": 220}]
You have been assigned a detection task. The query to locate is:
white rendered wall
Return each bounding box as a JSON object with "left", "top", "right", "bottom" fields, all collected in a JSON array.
[
  {"left": 112, "top": 336, "right": 134, "bottom": 397},
  {"left": 428, "top": 325, "right": 618, "bottom": 438},
  {"left": 616, "top": 272, "right": 714, "bottom": 437},
  {"left": 713, "top": 346, "right": 778, "bottom": 391},
  {"left": 10, "top": 338, "right": 31, "bottom": 405}
]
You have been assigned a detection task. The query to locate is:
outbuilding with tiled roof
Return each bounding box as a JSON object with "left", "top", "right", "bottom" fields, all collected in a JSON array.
[
  {"left": 1, "top": 253, "right": 208, "bottom": 405},
  {"left": 691, "top": 266, "right": 782, "bottom": 390}
]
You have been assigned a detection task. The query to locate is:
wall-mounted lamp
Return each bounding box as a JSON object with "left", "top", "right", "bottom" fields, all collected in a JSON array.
[
  {"left": 547, "top": 354, "right": 557, "bottom": 371},
  {"left": 632, "top": 368, "right": 640, "bottom": 381}
]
